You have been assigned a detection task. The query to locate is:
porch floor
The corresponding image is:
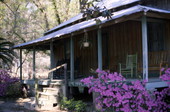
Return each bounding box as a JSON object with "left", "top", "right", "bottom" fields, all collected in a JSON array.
[{"left": 22, "top": 77, "right": 168, "bottom": 90}]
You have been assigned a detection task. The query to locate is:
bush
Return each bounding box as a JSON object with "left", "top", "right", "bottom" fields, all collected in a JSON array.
[
  {"left": 0, "top": 69, "right": 20, "bottom": 97},
  {"left": 81, "top": 69, "right": 170, "bottom": 112},
  {"left": 61, "top": 97, "right": 87, "bottom": 112},
  {"left": 6, "top": 82, "right": 21, "bottom": 97}
]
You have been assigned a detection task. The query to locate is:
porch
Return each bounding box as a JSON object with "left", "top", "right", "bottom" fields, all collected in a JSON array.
[
  {"left": 19, "top": 17, "right": 170, "bottom": 90},
  {"left": 51, "top": 18, "right": 170, "bottom": 82}
]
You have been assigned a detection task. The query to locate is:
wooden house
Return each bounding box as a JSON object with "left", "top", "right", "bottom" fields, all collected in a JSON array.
[{"left": 14, "top": 0, "right": 170, "bottom": 110}]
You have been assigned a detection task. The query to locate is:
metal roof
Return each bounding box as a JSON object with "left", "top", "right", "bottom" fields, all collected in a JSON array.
[
  {"left": 45, "top": 0, "right": 140, "bottom": 34},
  {"left": 13, "top": 5, "right": 170, "bottom": 49}
]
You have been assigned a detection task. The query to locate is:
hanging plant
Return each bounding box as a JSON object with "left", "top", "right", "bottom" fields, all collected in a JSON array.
[{"left": 80, "top": 31, "right": 92, "bottom": 49}]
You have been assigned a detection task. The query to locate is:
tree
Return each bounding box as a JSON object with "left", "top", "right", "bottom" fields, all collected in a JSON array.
[
  {"left": 0, "top": 38, "right": 15, "bottom": 68},
  {"left": 0, "top": 0, "right": 80, "bottom": 75},
  {"left": 80, "top": 0, "right": 112, "bottom": 24}
]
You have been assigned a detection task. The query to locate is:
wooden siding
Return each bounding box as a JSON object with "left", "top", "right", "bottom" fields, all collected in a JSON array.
[
  {"left": 74, "top": 31, "right": 98, "bottom": 77},
  {"left": 106, "top": 21, "right": 142, "bottom": 72},
  {"left": 53, "top": 19, "right": 170, "bottom": 78},
  {"left": 54, "top": 40, "right": 65, "bottom": 62},
  {"left": 166, "top": 20, "right": 170, "bottom": 64}
]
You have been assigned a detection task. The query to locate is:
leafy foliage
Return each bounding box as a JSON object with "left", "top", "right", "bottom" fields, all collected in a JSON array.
[
  {"left": 161, "top": 68, "right": 170, "bottom": 87},
  {"left": 0, "top": 38, "right": 15, "bottom": 68},
  {"left": 0, "top": 0, "right": 80, "bottom": 74},
  {"left": 0, "top": 69, "right": 19, "bottom": 97},
  {"left": 61, "top": 97, "right": 87, "bottom": 112},
  {"left": 81, "top": 69, "right": 170, "bottom": 112},
  {"left": 80, "top": 0, "right": 112, "bottom": 24}
]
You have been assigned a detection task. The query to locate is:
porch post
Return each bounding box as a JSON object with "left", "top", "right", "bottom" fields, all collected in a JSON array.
[
  {"left": 70, "top": 36, "right": 74, "bottom": 81},
  {"left": 20, "top": 48, "right": 22, "bottom": 82},
  {"left": 33, "top": 47, "right": 36, "bottom": 79},
  {"left": 142, "top": 16, "right": 148, "bottom": 81},
  {"left": 97, "top": 27, "right": 102, "bottom": 70},
  {"left": 50, "top": 41, "right": 54, "bottom": 80}
]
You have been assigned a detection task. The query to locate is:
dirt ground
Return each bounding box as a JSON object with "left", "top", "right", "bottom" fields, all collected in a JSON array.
[{"left": 0, "top": 98, "right": 66, "bottom": 112}]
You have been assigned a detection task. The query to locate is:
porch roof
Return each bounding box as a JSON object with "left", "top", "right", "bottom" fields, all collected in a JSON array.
[{"left": 13, "top": 5, "right": 170, "bottom": 49}]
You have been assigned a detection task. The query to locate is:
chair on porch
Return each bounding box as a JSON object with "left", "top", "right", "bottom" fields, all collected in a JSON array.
[
  {"left": 119, "top": 54, "right": 137, "bottom": 78},
  {"left": 138, "top": 51, "right": 169, "bottom": 76}
]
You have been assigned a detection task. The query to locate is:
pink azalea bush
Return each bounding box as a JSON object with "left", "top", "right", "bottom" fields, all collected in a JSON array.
[
  {"left": 0, "top": 69, "right": 19, "bottom": 96},
  {"left": 160, "top": 68, "right": 170, "bottom": 87},
  {"left": 81, "top": 69, "right": 170, "bottom": 112}
]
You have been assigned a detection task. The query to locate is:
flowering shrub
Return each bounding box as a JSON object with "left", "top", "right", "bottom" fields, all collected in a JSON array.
[
  {"left": 81, "top": 69, "right": 170, "bottom": 112},
  {"left": 160, "top": 68, "right": 170, "bottom": 87},
  {"left": 0, "top": 69, "right": 19, "bottom": 96}
]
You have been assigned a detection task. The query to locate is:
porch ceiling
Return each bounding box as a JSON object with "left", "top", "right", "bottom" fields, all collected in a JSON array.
[{"left": 13, "top": 5, "right": 170, "bottom": 49}]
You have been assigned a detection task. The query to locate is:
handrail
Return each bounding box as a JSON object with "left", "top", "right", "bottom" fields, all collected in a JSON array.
[
  {"left": 35, "top": 63, "right": 67, "bottom": 77},
  {"left": 47, "top": 63, "right": 67, "bottom": 74}
]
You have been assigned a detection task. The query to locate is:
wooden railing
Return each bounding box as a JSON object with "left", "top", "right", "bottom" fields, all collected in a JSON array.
[{"left": 47, "top": 63, "right": 68, "bottom": 98}]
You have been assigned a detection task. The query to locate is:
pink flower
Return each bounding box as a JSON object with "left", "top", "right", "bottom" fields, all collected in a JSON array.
[{"left": 81, "top": 69, "right": 170, "bottom": 112}]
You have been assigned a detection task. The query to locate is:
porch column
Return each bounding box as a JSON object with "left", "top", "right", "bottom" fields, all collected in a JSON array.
[
  {"left": 20, "top": 48, "right": 22, "bottom": 82},
  {"left": 70, "top": 36, "right": 74, "bottom": 81},
  {"left": 50, "top": 41, "right": 55, "bottom": 80},
  {"left": 142, "top": 16, "right": 148, "bottom": 81},
  {"left": 33, "top": 47, "right": 36, "bottom": 79},
  {"left": 97, "top": 27, "right": 102, "bottom": 70}
]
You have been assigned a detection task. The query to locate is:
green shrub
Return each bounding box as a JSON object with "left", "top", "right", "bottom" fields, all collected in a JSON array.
[
  {"left": 6, "top": 82, "right": 21, "bottom": 97},
  {"left": 61, "top": 97, "right": 86, "bottom": 112}
]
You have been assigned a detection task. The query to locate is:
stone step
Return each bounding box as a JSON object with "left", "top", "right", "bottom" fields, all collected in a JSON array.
[
  {"left": 38, "top": 92, "right": 59, "bottom": 102},
  {"left": 38, "top": 98, "right": 56, "bottom": 105},
  {"left": 24, "top": 101, "right": 38, "bottom": 110},
  {"left": 38, "top": 91, "right": 58, "bottom": 96},
  {"left": 38, "top": 98, "right": 57, "bottom": 110},
  {"left": 23, "top": 97, "right": 60, "bottom": 111},
  {"left": 43, "top": 87, "right": 60, "bottom": 94}
]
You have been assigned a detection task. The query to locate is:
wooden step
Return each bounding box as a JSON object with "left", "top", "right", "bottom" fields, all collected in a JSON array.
[
  {"left": 38, "top": 98, "right": 58, "bottom": 110},
  {"left": 50, "top": 80, "right": 64, "bottom": 87},
  {"left": 43, "top": 87, "right": 60, "bottom": 94},
  {"left": 38, "top": 92, "right": 59, "bottom": 103},
  {"left": 38, "top": 91, "right": 58, "bottom": 96}
]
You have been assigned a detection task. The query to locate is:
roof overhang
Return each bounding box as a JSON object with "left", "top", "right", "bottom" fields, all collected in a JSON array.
[{"left": 13, "top": 5, "right": 170, "bottom": 49}]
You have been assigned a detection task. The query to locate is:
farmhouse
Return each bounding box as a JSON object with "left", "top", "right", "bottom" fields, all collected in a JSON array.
[{"left": 14, "top": 0, "right": 170, "bottom": 110}]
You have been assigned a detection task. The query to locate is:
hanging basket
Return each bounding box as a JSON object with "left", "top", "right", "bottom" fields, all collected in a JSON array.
[
  {"left": 80, "top": 31, "right": 92, "bottom": 49},
  {"left": 83, "top": 41, "right": 90, "bottom": 47}
]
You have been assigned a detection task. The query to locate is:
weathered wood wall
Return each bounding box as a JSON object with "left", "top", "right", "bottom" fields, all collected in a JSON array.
[
  {"left": 106, "top": 21, "right": 142, "bottom": 72},
  {"left": 54, "top": 19, "right": 170, "bottom": 77},
  {"left": 166, "top": 20, "right": 170, "bottom": 64},
  {"left": 54, "top": 40, "right": 65, "bottom": 62},
  {"left": 74, "top": 31, "right": 98, "bottom": 77}
]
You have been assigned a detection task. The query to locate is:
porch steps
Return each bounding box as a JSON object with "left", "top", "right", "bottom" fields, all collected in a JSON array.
[
  {"left": 23, "top": 79, "right": 64, "bottom": 111},
  {"left": 37, "top": 82, "right": 63, "bottom": 110}
]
